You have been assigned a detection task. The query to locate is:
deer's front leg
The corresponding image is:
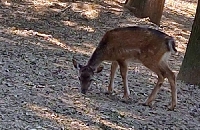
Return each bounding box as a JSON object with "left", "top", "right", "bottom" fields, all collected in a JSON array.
[
  {"left": 118, "top": 61, "right": 130, "bottom": 100},
  {"left": 108, "top": 62, "right": 118, "bottom": 93}
]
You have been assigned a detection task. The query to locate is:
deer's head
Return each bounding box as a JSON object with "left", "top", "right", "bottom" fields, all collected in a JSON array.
[{"left": 72, "top": 59, "right": 103, "bottom": 94}]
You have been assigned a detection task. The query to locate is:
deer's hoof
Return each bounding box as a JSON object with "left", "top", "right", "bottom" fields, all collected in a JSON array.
[
  {"left": 140, "top": 101, "right": 153, "bottom": 108},
  {"left": 120, "top": 95, "right": 131, "bottom": 103},
  {"left": 167, "top": 104, "right": 176, "bottom": 111}
]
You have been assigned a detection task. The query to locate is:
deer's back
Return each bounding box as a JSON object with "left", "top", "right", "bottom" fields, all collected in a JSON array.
[{"left": 95, "top": 27, "right": 172, "bottom": 62}]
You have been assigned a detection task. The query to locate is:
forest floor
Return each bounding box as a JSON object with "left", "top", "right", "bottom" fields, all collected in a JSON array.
[{"left": 0, "top": 0, "right": 200, "bottom": 129}]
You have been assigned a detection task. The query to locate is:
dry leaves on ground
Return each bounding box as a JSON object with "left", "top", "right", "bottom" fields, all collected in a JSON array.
[{"left": 0, "top": 0, "right": 200, "bottom": 129}]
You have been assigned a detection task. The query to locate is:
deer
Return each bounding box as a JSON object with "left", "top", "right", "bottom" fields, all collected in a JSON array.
[{"left": 72, "top": 26, "right": 177, "bottom": 110}]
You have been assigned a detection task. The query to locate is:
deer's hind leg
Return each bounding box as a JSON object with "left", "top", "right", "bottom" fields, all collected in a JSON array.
[
  {"left": 139, "top": 55, "right": 167, "bottom": 107},
  {"left": 160, "top": 62, "right": 177, "bottom": 110},
  {"left": 144, "top": 66, "right": 165, "bottom": 107},
  {"left": 143, "top": 60, "right": 177, "bottom": 110}
]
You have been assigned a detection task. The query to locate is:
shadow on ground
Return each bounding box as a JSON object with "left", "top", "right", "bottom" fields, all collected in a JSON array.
[{"left": 0, "top": 0, "right": 200, "bottom": 129}]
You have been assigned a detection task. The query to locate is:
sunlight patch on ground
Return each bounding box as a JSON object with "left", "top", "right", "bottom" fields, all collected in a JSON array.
[
  {"left": 100, "top": 119, "right": 132, "bottom": 130},
  {"left": 30, "top": 0, "right": 54, "bottom": 12},
  {"left": 71, "top": 2, "right": 100, "bottom": 19},
  {"left": 162, "top": 19, "right": 190, "bottom": 53},
  {"left": 1, "top": 0, "right": 12, "bottom": 6},
  {"left": 76, "top": 25, "right": 95, "bottom": 32},
  {"left": 8, "top": 28, "right": 35, "bottom": 37},
  {"left": 4, "top": 26, "right": 94, "bottom": 57},
  {"left": 34, "top": 32, "right": 73, "bottom": 51},
  {"left": 62, "top": 20, "right": 78, "bottom": 27},
  {"left": 58, "top": 94, "right": 102, "bottom": 129},
  {"left": 102, "top": 0, "right": 124, "bottom": 15},
  {"left": 82, "top": 42, "right": 96, "bottom": 50},
  {"left": 166, "top": 0, "right": 197, "bottom": 17},
  {"left": 62, "top": 20, "right": 95, "bottom": 32},
  {"left": 103, "top": 0, "right": 123, "bottom": 8},
  {"left": 25, "top": 103, "right": 91, "bottom": 129},
  {"left": 29, "top": 0, "right": 67, "bottom": 12},
  {"left": 117, "top": 109, "right": 146, "bottom": 121},
  {"left": 73, "top": 45, "right": 94, "bottom": 56},
  {"left": 6, "top": 27, "right": 74, "bottom": 52},
  {"left": 0, "top": 0, "right": 199, "bottom": 129},
  {"left": 31, "top": 0, "right": 55, "bottom": 7},
  {"left": 83, "top": 9, "right": 99, "bottom": 19},
  {"left": 59, "top": 93, "right": 136, "bottom": 130},
  {"left": 25, "top": 103, "right": 68, "bottom": 124}
]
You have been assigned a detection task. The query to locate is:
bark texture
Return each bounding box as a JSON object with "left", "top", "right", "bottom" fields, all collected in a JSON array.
[
  {"left": 124, "top": 0, "right": 165, "bottom": 25},
  {"left": 177, "top": 0, "right": 200, "bottom": 85}
]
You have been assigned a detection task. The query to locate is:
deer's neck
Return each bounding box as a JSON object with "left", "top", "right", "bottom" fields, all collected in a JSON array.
[{"left": 87, "top": 49, "right": 104, "bottom": 69}]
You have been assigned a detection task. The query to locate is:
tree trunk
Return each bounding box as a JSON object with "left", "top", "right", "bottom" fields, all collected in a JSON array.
[
  {"left": 177, "top": 0, "right": 200, "bottom": 85},
  {"left": 124, "top": 0, "right": 165, "bottom": 25},
  {"left": 144, "top": 0, "right": 165, "bottom": 25},
  {"left": 124, "top": 0, "right": 147, "bottom": 18}
]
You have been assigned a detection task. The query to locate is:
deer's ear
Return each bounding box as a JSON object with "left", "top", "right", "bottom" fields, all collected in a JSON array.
[
  {"left": 72, "top": 59, "right": 83, "bottom": 69},
  {"left": 95, "top": 65, "right": 104, "bottom": 73}
]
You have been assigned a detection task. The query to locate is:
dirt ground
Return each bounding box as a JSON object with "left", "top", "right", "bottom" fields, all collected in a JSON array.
[{"left": 0, "top": 0, "right": 200, "bottom": 129}]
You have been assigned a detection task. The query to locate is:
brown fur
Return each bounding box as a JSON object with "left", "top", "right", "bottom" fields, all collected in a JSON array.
[{"left": 73, "top": 26, "right": 177, "bottom": 110}]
